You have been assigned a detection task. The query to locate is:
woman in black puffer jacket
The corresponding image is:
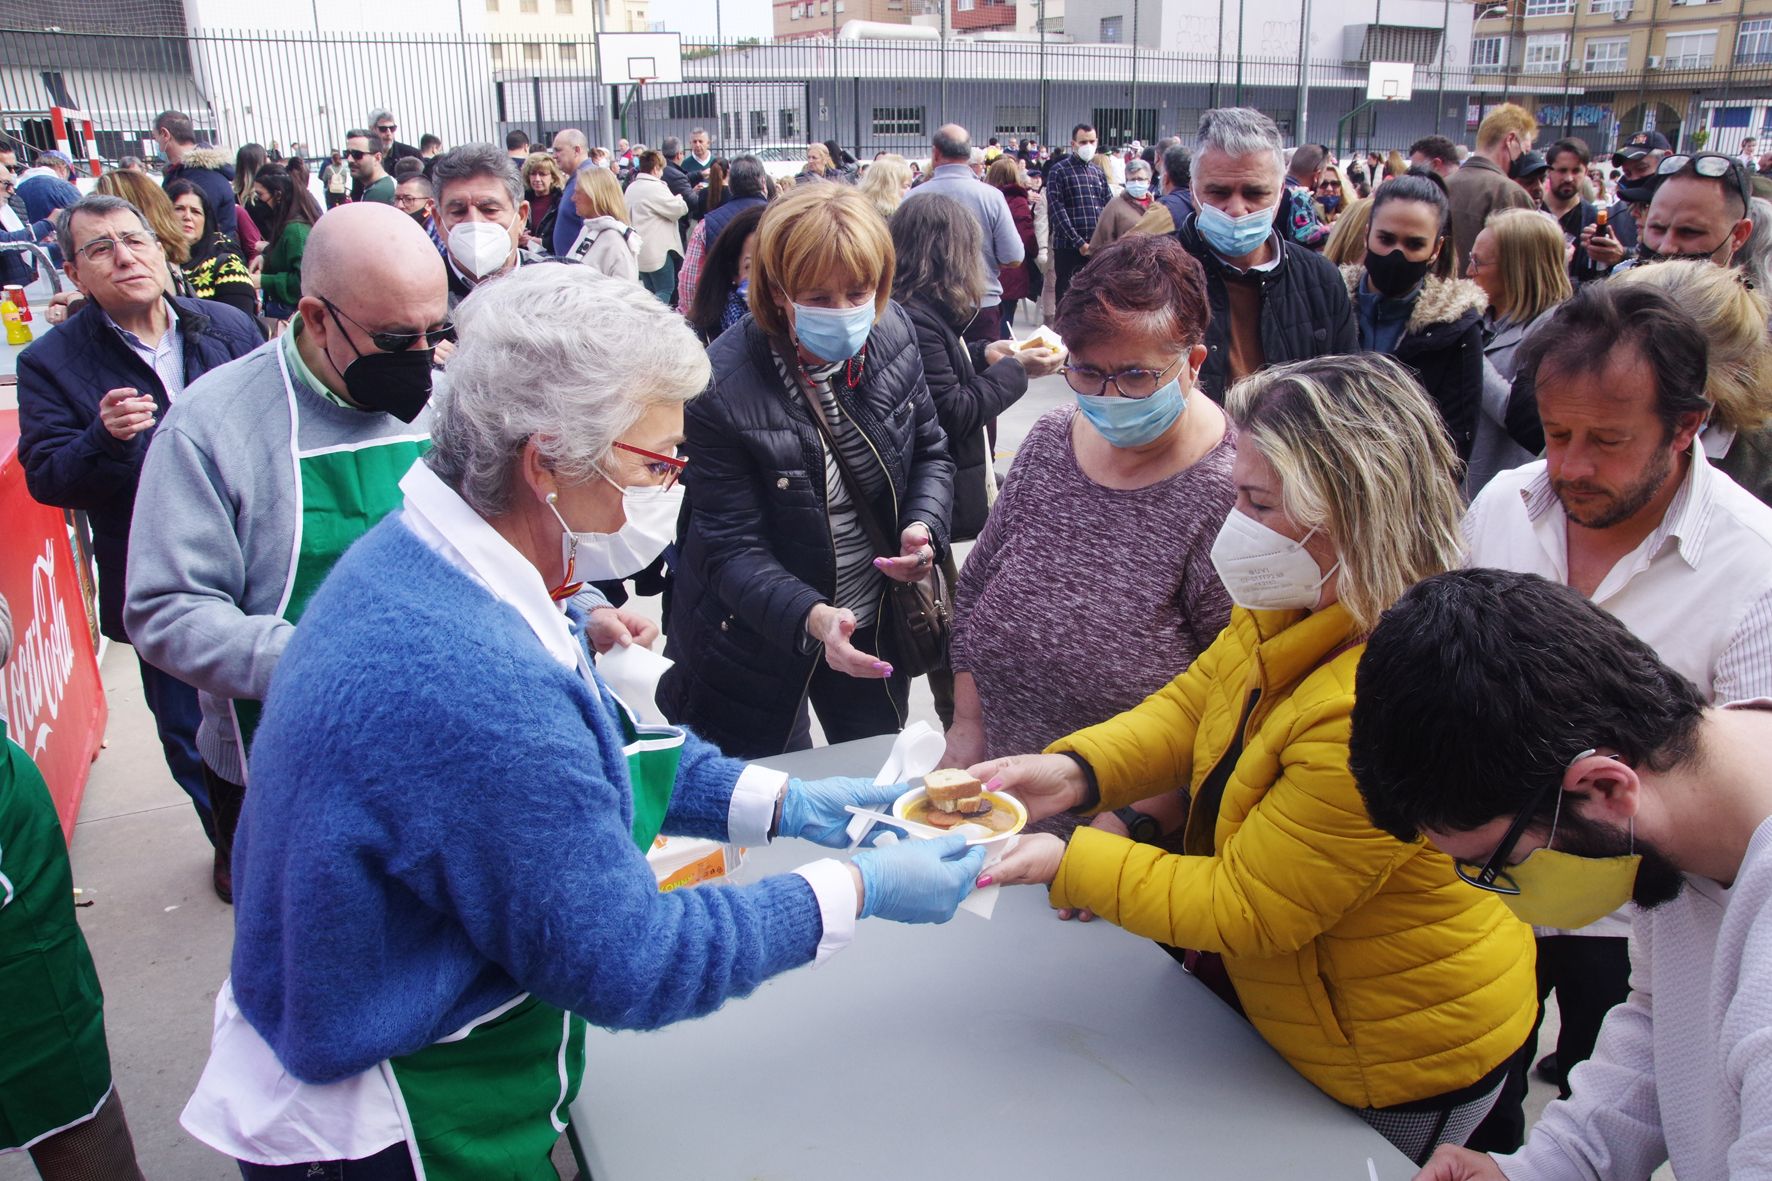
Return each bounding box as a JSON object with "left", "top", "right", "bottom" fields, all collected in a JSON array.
[{"left": 661, "top": 186, "right": 954, "bottom": 758}]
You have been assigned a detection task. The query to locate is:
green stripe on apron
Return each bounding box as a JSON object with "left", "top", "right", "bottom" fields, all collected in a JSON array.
[
  {"left": 383, "top": 681, "right": 681, "bottom": 1179},
  {"left": 230, "top": 346, "right": 429, "bottom": 765},
  {"left": 0, "top": 719, "right": 112, "bottom": 1151}
]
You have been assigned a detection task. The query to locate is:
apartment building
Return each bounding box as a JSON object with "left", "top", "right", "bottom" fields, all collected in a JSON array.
[
  {"left": 1470, "top": 0, "right": 1772, "bottom": 152},
  {"left": 484, "top": 0, "right": 657, "bottom": 67}
]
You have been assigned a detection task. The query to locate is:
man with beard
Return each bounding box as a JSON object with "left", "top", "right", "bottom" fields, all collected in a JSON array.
[
  {"left": 1347, "top": 567, "right": 1772, "bottom": 1181},
  {"left": 1460, "top": 279, "right": 1772, "bottom": 1128},
  {"left": 1540, "top": 138, "right": 1636, "bottom": 285},
  {"left": 1634, "top": 150, "right": 1755, "bottom": 267}
]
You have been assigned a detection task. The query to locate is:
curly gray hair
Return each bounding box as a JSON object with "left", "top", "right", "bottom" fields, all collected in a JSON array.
[{"left": 426, "top": 265, "right": 711, "bottom": 516}]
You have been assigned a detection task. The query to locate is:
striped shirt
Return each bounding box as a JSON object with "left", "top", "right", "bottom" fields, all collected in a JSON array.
[{"left": 774, "top": 352, "right": 887, "bottom": 628}]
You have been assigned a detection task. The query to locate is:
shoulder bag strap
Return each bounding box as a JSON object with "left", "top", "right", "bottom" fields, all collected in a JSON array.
[{"left": 772, "top": 340, "right": 897, "bottom": 560}]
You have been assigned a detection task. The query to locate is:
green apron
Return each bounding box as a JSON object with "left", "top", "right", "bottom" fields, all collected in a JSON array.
[
  {"left": 229, "top": 344, "right": 430, "bottom": 765},
  {"left": 380, "top": 678, "right": 682, "bottom": 1180},
  {"left": 0, "top": 718, "right": 113, "bottom": 1151}
]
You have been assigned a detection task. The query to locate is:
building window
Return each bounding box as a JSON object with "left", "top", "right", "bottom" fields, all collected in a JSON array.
[
  {"left": 486, "top": 0, "right": 499, "bottom": 9},
  {"left": 1470, "top": 35, "right": 1505, "bottom": 67},
  {"left": 995, "top": 105, "right": 1038, "bottom": 138},
  {"left": 789, "top": 4, "right": 799, "bottom": 15},
  {"left": 491, "top": 42, "right": 505, "bottom": 60},
  {"left": 958, "top": 0, "right": 975, "bottom": 9},
  {"left": 1523, "top": 0, "right": 1572, "bottom": 15},
  {"left": 1663, "top": 29, "right": 1717, "bottom": 68},
  {"left": 1523, "top": 32, "right": 1568, "bottom": 72},
  {"left": 559, "top": 41, "right": 577, "bottom": 58},
  {"left": 836, "top": 0, "right": 845, "bottom": 10},
  {"left": 557, "top": 0, "right": 573, "bottom": 9},
  {"left": 1738, "top": 18, "right": 1772, "bottom": 65},
  {"left": 721, "top": 112, "right": 732, "bottom": 139},
  {"left": 1100, "top": 15, "right": 1123, "bottom": 43},
  {"left": 749, "top": 111, "right": 769, "bottom": 137},
  {"left": 1587, "top": 0, "right": 1628, "bottom": 12},
  {"left": 520, "top": 0, "right": 538, "bottom": 10},
  {"left": 872, "top": 105, "right": 925, "bottom": 136},
  {"left": 1583, "top": 36, "right": 1629, "bottom": 71},
  {"left": 780, "top": 107, "right": 801, "bottom": 138},
  {"left": 525, "top": 42, "right": 543, "bottom": 60}
]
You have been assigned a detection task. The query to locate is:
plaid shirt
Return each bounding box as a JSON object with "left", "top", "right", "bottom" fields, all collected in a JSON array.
[{"left": 1045, "top": 154, "right": 1111, "bottom": 250}]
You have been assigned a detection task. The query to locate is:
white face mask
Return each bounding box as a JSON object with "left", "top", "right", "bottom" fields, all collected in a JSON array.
[
  {"left": 1075, "top": 143, "right": 1097, "bottom": 163},
  {"left": 546, "top": 479, "right": 684, "bottom": 592},
  {"left": 1208, "top": 510, "right": 1340, "bottom": 612},
  {"left": 448, "top": 219, "right": 516, "bottom": 281}
]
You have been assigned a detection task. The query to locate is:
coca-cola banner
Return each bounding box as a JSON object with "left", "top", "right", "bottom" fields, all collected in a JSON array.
[{"left": 0, "top": 412, "right": 106, "bottom": 839}]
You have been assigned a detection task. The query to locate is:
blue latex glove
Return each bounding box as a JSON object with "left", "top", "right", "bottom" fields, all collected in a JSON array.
[
  {"left": 778, "top": 775, "right": 902, "bottom": 847},
  {"left": 853, "top": 833, "right": 987, "bottom": 924}
]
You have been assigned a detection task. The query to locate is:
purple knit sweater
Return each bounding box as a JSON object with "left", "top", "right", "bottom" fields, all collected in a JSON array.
[{"left": 950, "top": 406, "right": 1236, "bottom": 759}]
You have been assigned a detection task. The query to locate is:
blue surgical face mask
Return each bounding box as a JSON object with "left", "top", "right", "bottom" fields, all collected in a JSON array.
[
  {"left": 792, "top": 299, "right": 876, "bottom": 364},
  {"left": 1193, "top": 196, "right": 1276, "bottom": 259},
  {"left": 735, "top": 278, "right": 750, "bottom": 298},
  {"left": 1124, "top": 180, "right": 1150, "bottom": 200},
  {"left": 1075, "top": 375, "right": 1187, "bottom": 448}
]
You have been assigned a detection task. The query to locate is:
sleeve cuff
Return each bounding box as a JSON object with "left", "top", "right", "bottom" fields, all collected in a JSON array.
[
  {"left": 728, "top": 764, "right": 787, "bottom": 846},
  {"left": 792, "top": 858, "right": 858, "bottom": 965}
]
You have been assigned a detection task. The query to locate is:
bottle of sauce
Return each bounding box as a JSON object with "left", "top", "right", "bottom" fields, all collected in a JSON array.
[
  {"left": 2, "top": 297, "right": 32, "bottom": 345},
  {"left": 1593, "top": 208, "right": 1612, "bottom": 240}
]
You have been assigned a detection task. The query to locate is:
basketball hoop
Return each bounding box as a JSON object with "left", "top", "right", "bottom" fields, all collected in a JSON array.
[{"left": 1368, "top": 62, "right": 1415, "bottom": 103}]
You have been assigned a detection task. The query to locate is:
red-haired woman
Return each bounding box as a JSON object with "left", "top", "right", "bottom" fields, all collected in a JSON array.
[{"left": 941, "top": 234, "right": 1236, "bottom": 839}]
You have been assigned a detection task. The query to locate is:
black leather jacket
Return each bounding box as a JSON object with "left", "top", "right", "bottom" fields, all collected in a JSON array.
[{"left": 660, "top": 303, "right": 954, "bottom": 756}]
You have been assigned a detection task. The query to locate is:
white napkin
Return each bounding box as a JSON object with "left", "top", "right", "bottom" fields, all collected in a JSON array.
[
  {"left": 595, "top": 642, "right": 674, "bottom": 725},
  {"left": 849, "top": 723, "right": 1006, "bottom": 920}
]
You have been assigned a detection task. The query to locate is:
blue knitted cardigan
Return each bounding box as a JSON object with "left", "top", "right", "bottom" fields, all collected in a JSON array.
[{"left": 232, "top": 514, "right": 824, "bottom": 1085}]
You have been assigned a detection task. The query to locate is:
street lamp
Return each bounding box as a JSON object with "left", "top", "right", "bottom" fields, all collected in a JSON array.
[{"left": 1474, "top": 2, "right": 1514, "bottom": 105}]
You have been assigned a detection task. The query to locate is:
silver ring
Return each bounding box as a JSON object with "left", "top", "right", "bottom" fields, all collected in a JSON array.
[{"left": 917, "top": 549, "right": 931, "bottom": 567}]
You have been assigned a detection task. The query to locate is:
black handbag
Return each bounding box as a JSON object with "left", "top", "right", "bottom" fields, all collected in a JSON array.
[{"left": 778, "top": 347, "right": 952, "bottom": 677}]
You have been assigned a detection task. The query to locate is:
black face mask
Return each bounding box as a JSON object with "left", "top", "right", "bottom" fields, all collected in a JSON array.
[
  {"left": 1364, "top": 246, "right": 1434, "bottom": 298},
  {"left": 247, "top": 198, "right": 273, "bottom": 223},
  {"left": 1636, "top": 237, "right": 1727, "bottom": 266},
  {"left": 321, "top": 307, "right": 435, "bottom": 423},
  {"left": 410, "top": 209, "right": 430, "bottom": 228}
]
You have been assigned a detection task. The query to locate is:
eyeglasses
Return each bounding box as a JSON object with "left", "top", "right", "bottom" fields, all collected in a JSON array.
[
  {"left": 345, "top": 149, "right": 374, "bottom": 161},
  {"left": 376, "top": 124, "right": 398, "bottom": 134},
  {"left": 320, "top": 296, "right": 455, "bottom": 352},
  {"left": 1059, "top": 354, "right": 1187, "bottom": 399},
  {"left": 1466, "top": 253, "right": 1491, "bottom": 275},
  {"left": 612, "top": 441, "right": 687, "bottom": 490},
  {"left": 1656, "top": 152, "right": 1753, "bottom": 211},
  {"left": 74, "top": 230, "right": 161, "bottom": 264},
  {"left": 1453, "top": 747, "right": 1597, "bottom": 895},
  {"left": 392, "top": 194, "right": 430, "bottom": 209}
]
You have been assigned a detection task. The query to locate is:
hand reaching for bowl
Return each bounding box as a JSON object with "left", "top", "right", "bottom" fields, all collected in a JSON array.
[
  {"left": 966, "top": 752, "right": 1089, "bottom": 823},
  {"left": 977, "top": 832, "right": 1064, "bottom": 890}
]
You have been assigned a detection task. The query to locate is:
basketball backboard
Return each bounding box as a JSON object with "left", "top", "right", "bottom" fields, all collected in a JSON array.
[
  {"left": 596, "top": 32, "right": 684, "bottom": 84},
  {"left": 1367, "top": 61, "right": 1415, "bottom": 101}
]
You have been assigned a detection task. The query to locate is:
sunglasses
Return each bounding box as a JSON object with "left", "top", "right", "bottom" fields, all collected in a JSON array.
[
  {"left": 321, "top": 296, "right": 455, "bottom": 352},
  {"left": 613, "top": 441, "right": 687, "bottom": 490},
  {"left": 345, "top": 149, "right": 374, "bottom": 161},
  {"left": 377, "top": 124, "right": 397, "bottom": 133},
  {"left": 1453, "top": 747, "right": 1597, "bottom": 895},
  {"left": 1657, "top": 152, "right": 1753, "bottom": 210}
]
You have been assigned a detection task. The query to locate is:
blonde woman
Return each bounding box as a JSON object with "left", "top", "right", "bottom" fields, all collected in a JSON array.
[
  {"left": 520, "top": 151, "right": 566, "bottom": 253},
  {"left": 858, "top": 153, "right": 913, "bottom": 220},
  {"left": 1322, "top": 196, "right": 1371, "bottom": 266},
  {"left": 1464, "top": 207, "right": 1574, "bottom": 493},
  {"left": 565, "top": 164, "right": 640, "bottom": 281},
  {"left": 661, "top": 186, "right": 954, "bottom": 757},
  {"left": 979, "top": 352, "right": 1535, "bottom": 1166},
  {"left": 1617, "top": 258, "right": 1772, "bottom": 504},
  {"left": 800, "top": 142, "right": 835, "bottom": 182}
]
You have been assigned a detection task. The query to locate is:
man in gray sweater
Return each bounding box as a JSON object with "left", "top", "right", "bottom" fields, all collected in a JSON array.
[{"left": 126, "top": 203, "right": 450, "bottom": 902}]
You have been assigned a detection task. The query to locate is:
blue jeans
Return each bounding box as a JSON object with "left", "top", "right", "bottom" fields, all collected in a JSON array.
[
  {"left": 137, "top": 656, "right": 214, "bottom": 842},
  {"left": 237, "top": 1142, "right": 416, "bottom": 1180}
]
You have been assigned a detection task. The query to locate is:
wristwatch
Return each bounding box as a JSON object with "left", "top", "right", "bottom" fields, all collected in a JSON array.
[{"left": 1113, "top": 806, "right": 1163, "bottom": 844}]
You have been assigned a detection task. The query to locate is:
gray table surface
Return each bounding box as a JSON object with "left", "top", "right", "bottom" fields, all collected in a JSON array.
[{"left": 574, "top": 734, "right": 1418, "bottom": 1180}]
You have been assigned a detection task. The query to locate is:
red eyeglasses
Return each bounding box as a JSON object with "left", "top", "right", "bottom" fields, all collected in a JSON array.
[{"left": 613, "top": 441, "right": 687, "bottom": 490}]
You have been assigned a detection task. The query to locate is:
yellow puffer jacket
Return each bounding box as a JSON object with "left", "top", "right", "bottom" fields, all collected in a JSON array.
[{"left": 1048, "top": 603, "right": 1535, "bottom": 1110}]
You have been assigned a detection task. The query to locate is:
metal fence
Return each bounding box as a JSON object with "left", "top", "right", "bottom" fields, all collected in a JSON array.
[{"left": 4, "top": 25, "right": 1772, "bottom": 165}]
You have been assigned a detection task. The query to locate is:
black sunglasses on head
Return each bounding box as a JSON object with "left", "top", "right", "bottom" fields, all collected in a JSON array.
[
  {"left": 321, "top": 296, "right": 455, "bottom": 352},
  {"left": 1657, "top": 152, "right": 1753, "bottom": 212}
]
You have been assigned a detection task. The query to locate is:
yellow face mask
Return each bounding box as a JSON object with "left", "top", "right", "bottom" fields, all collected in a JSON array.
[{"left": 1454, "top": 748, "right": 1641, "bottom": 928}]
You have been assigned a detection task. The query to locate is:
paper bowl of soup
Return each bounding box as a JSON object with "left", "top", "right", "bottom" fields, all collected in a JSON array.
[{"left": 891, "top": 774, "right": 1027, "bottom": 848}]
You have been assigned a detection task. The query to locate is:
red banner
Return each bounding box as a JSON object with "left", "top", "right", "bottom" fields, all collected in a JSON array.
[{"left": 0, "top": 410, "right": 107, "bottom": 838}]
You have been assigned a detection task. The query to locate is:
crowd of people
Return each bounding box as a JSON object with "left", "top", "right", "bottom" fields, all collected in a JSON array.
[{"left": 4, "top": 96, "right": 1771, "bottom": 1181}]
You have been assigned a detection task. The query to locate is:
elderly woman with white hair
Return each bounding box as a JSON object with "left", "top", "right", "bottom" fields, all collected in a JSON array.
[
  {"left": 177, "top": 265, "right": 983, "bottom": 1180},
  {"left": 1089, "top": 156, "right": 1155, "bottom": 251}
]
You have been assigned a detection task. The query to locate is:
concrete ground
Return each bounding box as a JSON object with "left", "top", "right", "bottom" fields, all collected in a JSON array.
[{"left": 3, "top": 370, "right": 1590, "bottom": 1180}]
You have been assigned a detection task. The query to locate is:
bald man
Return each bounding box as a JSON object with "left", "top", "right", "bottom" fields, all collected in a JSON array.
[
  {"left": 126, "top": 204, "right": 452, "bottom": 903},
  {"left": 551, "top": 128, "right": 589, "bottom": 256}
]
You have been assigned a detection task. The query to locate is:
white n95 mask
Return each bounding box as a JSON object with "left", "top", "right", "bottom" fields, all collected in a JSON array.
[{"left": 1208, "top": 510, "right": 1339, "bottom": 611}]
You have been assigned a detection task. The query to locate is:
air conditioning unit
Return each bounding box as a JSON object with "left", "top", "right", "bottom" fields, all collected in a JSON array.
[
  {"left": 1647, "top": 53, "right": 1663, "bottom": 67},
  {"left": 1612, "top": 5, "right": 1630, "bottom": 20},
  {"left": 1569, "top": 60, "right": 1582, "bottom": 70}
]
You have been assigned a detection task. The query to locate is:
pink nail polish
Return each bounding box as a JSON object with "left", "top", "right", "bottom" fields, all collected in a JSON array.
[
  {"left": 879, "top": 664, "right": 894, "bottom": 676},
  {"left": 976, "top": 874, "right": 993, "bottom": 887},
  {"left": 985, "top": 776, "right": 1002, "bottom": 790}
]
